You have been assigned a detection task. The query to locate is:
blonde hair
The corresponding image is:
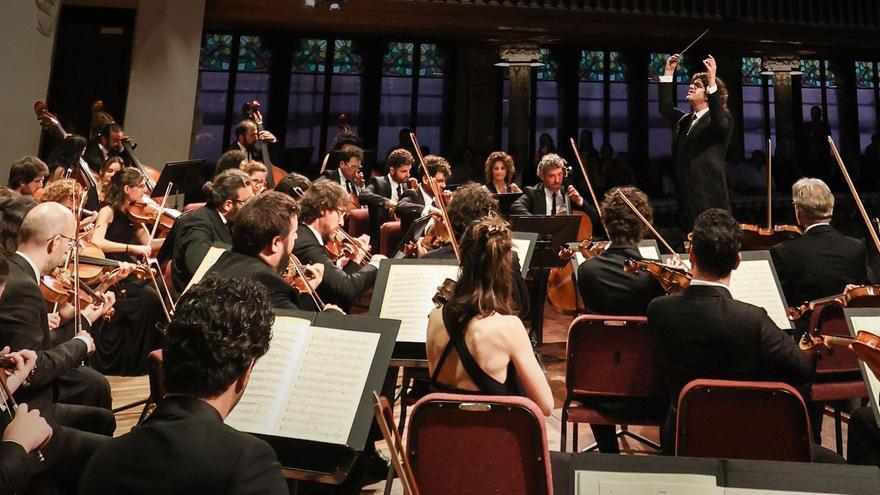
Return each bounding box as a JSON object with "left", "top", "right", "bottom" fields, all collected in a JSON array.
[
  {"left": 40, "top": 179, "right": 83, "bottom": 206},
  {"left": 240, "top": 160, "right": 267, "bottom": 176},
  {"left": 792, "top": 177, "right": 834, "bottom": 223}
]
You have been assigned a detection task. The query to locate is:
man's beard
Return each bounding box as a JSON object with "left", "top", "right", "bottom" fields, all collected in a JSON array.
[{"left": 277, "top": 252, "right": 291, "bottom": 275}]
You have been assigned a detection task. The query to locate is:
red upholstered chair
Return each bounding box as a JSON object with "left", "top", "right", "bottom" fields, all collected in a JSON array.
[
  {"left": 346, "top": 207, "right": 370, "bottom": 238},
  {"left": 406, "top": 393, "right": 552, "bottom": 495},
  {"left": 807, "top": 304, "right": 869, "bottom": 454},
  {"left": 379, "top": 221, "right": 402, "bottom": 257},
  {"left": 560, "top": 315, "right": 666, "bottom": 452},
  {"left": 183, "top": 202, "right": 205, "bottom": 213},
  {"left": 137, "top": 349, "right": 165, "bottom": 425},
  {"left": 675, "top": 379, "right": 813, "bottom": 462}
]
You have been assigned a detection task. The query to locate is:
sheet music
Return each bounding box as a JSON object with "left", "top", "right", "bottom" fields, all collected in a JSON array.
[
  {"left": 379, "top": 264, "right": 460, "bottom": 343},
  {"left": 638, "top": 245, "right": 661, "bottom": 260},
  {"left": 729, "top": 259, "right": 790, "bottom": 329},
  {"left": 225, "top": 318, "right": 380, "bottom": 446},
  {"left": 600, "top": 480, "right": 723, "bottom": 495},
  {"left": 183, "top": 246, "right": 228, "bottom": 295},
  {"left": 276, "top": 327, "right": 379, "bottom": 444},
  {"left": 511, "top": 237, "right": 532, "bottom": 268},
  {"left": 724, "top": 489, "right": 844, "bottom": 495},
  {"left": 577, "top": 471, "right": 719, "bottom": 495},
  {"left": 848, "top": 316, "right": 880, "bottom": 420},
  {"left": 225, "top": 316, "right": 311, "bottom": 435}
]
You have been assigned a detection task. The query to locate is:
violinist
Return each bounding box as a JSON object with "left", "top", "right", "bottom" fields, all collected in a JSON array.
[
  {"left": 647, "top": 209, "right": 827, "bottom": 458},
  {"left": 770, "top": 178, "right": 869, "bottom": 315},
  {"left": 240, "top": 160, "right": 268, "bottom": 195},
  {"left": 39, "top": 179, "right": 98, "bottom": 228},
  {"left": 89, "top": 168, "right": 165, "bottom": 374},
  {"left": 45, "top": 134, "right": 87, "bottom": 182},
  {"left": 426, "top": 215, "right": 553, "bottom": 416},
  {"left": 484, "top": 151, "right": 521, "bottom": 194},
  {"left": 229, "top": 120, "right": 276, "bottom": 163},
  {"left": 396, "top": 154, "right": 452, "bottom": 237},
  {"left": 360, "top": 148, "right": 414, "bottom": 250},
  {"left": 96, "top": 156, "right": 124, "bottom": 203},
  {"left": 6, "top": 156, "right": 49, "bottom": 197},
  {"left": 204, "top": 191, "right": 329, "bottom": 312},
  {"left": 274, "top": 171, "right": 311, "bottom": 199},
  {"left": 509, "top": 153, "right": 599, "bottom": 227},
  {"left": 575, "top": 187, "right": 666, "bottom": 455},
  {"left": 0, "top": 203, "right": 117, "bottom": 439},
  {"left": 317, "top": 144, "right": 365, "bottom": 195},
  {"left": 158, "top": 169, "right": 253, "bottom": 297},
  {"left": 293, "top": 181, "right": 385, "bottom": 312},
  {"left": 83, "top": 122, "right": 124, "bottom": 173}
]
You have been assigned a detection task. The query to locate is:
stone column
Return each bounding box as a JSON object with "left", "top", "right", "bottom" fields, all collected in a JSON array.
[
  {"left": 764, "top": 56, "right": 800, "bottom": 189},
  {"left": 499, "top": 45, "right": 541, "bottom": 184}
]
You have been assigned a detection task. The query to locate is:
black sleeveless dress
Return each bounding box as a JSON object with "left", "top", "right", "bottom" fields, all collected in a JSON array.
[
  {"left": 89, "top": 208, "right": 164, "bottom": 375},
  {"left": 429, "top": 306, "right": 520, "bottom": 396}
]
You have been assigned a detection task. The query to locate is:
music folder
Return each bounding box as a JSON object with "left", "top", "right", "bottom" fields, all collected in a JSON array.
[
  {"left": 494, "top": 191, "right": 524, "bottom": 217},
  {"left": 844, "top": 307, "right": 880, "bottom": 428},
  {"left": 511, "top": 231, "right": 538, "bottom": 276},
  {"left": 392, "top": 214, "right": 434, "bottom": 258},
  {"left": 154, "top": 159, "right": 209, "bottom": 205},
  {"left": 509, "top": 215, "right": 582, "bottom": 270},
  {"left": 225, "top": 309, "right": 399, "bottom": 484}
]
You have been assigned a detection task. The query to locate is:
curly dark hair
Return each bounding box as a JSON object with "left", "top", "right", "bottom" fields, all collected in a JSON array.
[
  {"left": 691, "top": 208, "right": 741, "bottom": 278},
  {"left": 386, "top": 148, "right": 414, "bottom": 171},
  {"left": 163, "top": 275, "right": 275, "bottom": 399},
  {"left": 691, "top": 73, "right": 729, "bottom": 110},
  {"left": 483, "top": 151, "right": 515, "bottom": 184},
  {"left": 274, "top": 172, "right": 311, "bottom": 199},
  {"left": 0, "top": 190, "right": 38, "bottom": 256},
  {"left": 298, "top": 180, "right": 346, "bottom": 225},
  {"left": 232, "top": 191, "right": 299, "bottom": 256},
  {"left": 601, "top": 187, "right": 653, "bottom": 245},
  {"left": 447, "top": 182, "right": 498, "bottom": 239},
  {"left": 204, "top": 169, "right": 250, "bottom": 209},
  {"left": 214, "top": 149, "right": 247, "bottom": 178}
]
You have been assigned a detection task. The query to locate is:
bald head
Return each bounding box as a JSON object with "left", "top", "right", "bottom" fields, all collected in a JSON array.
[{"left": 20, "top": 201, "right": 75, "bottom": 246}]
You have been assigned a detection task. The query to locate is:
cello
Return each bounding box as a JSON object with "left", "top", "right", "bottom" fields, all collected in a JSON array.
[
  {"left": 90, "top": 100, "right": 162, "bottom": 189},
  {"left": 242, "top": 101, "right": 285, "bottom": 189},
  {"left": 34, "top": 101, "right": 98, "bottom": 193},
  {"left": 740, "top": 138, "right": 802, "bottom": 250}
]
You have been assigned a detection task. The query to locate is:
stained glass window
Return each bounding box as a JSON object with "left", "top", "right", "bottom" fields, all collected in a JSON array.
[
  {"left": 823, "top": 60, "right": 837, "bottom": 88},
  {"left": 608, "top": 51, "right": 626, "bottom": 82},
  {"left": 537, "top": 48, "right": 558, "bottom": 81},
  {"left": 741, "top": 57, "right": 764, "bottom": 86},
  {"left": 800, "top": 59, "right": 822, "bottom": 88},
  {"left": 579, "top": 50, "right": 604, "bottom": 82},
  {"left": 237, "top": 35, "right": 271, "bottom": 72},
  {"left": 419, "top": 43, "right": 444, "bottom": 78},
  {"left": 199, "top": 34, "right": 232, "bottom": 71},
  {"left": 855, "top": 61, "right": 877, "bottom": 89},
  {"left": 650, "top": 53, "right": 689, "bottom": 83},
  {"left": 332, "top": 39, "right": 362, "bottom": 75},
  {"left": 383, "top": 42, "right": 414, "bottom": 77},
  {"left": 293, "top": 39, "right": 327, "bottom": 73}
]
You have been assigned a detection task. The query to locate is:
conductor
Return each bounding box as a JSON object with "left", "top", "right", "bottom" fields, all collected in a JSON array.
[{"left": 659, "top": 54, "right": 733, "bottom": 233}]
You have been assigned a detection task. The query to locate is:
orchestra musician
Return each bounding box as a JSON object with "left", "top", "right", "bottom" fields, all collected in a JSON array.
[
  {"left": 158, "top": 169, "right": 254, "bottom": 298},
  {"left": 96, "top": 156, "right": 124, "bottom": 203},
  {"left": 45, "top": 134, "right": 88, "bottom": 182},
  {"left": 484, "top": 151, "right": 521, "bottom": 194},
  {"left": 359, "top": 148, "right": 414, "bottom": 251},
  {"left": 240, "top": 160, "right": 268, "bottom": 195},
  {"left": 228, "top": 120, "right": 276, "bottom": 163},
  {"left": 83, "top": 122, "right": 125, "bottom": 173},
  {"left": 659, "top": 54, "right": 733, "bottom": 233},
  {"left": 576, "top": 187, "right": 665, "bottom": 454},
  {"left": 508, "top": 153, "right": 599, "bottom": 227},
  {"left": 426, "top": 214, "right": 553, "bottom": 416},
  {"left": 78, "top": 276, "right": 288, "bottom": 494},
  {"left": 396, "top": 154, "right": 452, "bottom": 237},
  {"left": 213, "top": 149, "right": 247, "bottom": 178},
  {"left": 7, "top": 156, "right": 49, "bottom": 197},
  {"left": 293, "top": 181, "right": 385, "bottom": 312},
  {"left": 204, "top": 191, "right": 328, "bottom": 312},
  {"left": 274, "top": 171, "right": 311, "bottom": 199},
  {"left": 89, "top": 168, "right": 166, "bottom": 375},
  {"left": 646, "top": 209, "right": 843, "bottom": 462},
  {"left": 317, "top": 145, "right": 366, "bottom": 195}
]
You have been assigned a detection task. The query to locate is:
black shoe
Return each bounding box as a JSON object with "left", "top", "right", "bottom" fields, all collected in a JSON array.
[{"left": 362, "top": 448, "right": 392, "bottom": 486}]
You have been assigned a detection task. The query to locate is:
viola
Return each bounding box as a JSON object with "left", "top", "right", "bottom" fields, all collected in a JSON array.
[
  {"left": 283, "top": 255, "right": 325, "bottom": 311},
  {"left": 787, "top": 285, "right": 880, "bottom": 321},
  {"left": 623, "top": 258, "right": 692, "bottom": 293}
]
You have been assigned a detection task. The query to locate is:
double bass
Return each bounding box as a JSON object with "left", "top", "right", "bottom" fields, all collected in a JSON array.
[
  {"left": 242, "top": 101, "right": 285, "bottom": 189},
  {"left": 34, "top": 101, "right": 98, "bottom": 193}
]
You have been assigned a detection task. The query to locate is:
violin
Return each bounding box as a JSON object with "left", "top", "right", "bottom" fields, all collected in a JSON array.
[
  {"left": 558, "top": 239, "right": 610, "bottom": 263},
  {"left": 76, "top": 241, "right": 152, "bottom": 286},
  {"left": 40, "top": 268, "right": 116, "bottom": 319},
  {"left": 740, "top": 139, "right": 803, "bottom": 250},
  {"left": 787, "top": 285, "right": 880, "bottom": 321},
  {"left": 623, "top": 258, "right": 692, "bottom": 293},
  {"left": 125, "top": 196, "right": 181, "bottom": 232},
  {"left": 432, "top": 278, "right": 457, "bottom": 307},
  {"left": 283, "top": 255, "right": 325, "bottom": 311},
  {"left": 798, "top": 329, "right": 880, "bottom": 380},
  {"left": 325, "top": 228, "right": 372, "bottom": 267}
]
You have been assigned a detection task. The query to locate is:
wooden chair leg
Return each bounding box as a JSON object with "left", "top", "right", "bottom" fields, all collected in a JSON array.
[{"left": 834, "top": 407, "right": 844, "bottom": 455}]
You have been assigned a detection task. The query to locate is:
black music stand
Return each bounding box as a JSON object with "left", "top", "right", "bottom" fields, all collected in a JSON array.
[
  {"left": 494, "top": 192, "right": 524, "bottom": 218},
  {"left": 154, "top": 159, "right": 209, "bottom": 205},
  {"left": 392, "top": 214, "right": 434, "bottom": 258},
  {"left": 510, "top": 215, "right": 581, "bottom": 346}
]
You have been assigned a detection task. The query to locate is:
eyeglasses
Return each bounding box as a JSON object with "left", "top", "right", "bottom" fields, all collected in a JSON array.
[
  {"left": 51, "top": 233, "right": 77, "bottom": 249},
  {"left": 336, "top": 207, "right": 349, "bottom": 219}
]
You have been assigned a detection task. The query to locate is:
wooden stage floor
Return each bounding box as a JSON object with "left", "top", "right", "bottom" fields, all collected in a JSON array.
[{"left": 108, "top": 301, "right": 850, "bottom": 493}]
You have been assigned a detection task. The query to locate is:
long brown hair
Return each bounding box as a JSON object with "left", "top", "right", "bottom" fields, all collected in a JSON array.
[
  {"left": 445, "top": 213, "right": 516, "bottom": 326},
  {"left": 103, "top": 167, "right": 145, "bottom": 210}
]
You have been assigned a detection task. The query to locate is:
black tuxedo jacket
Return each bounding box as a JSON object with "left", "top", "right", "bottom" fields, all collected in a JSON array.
[
  {"left": 158, "top": 206, "right": 232, "bottom": 297},
  {"left": 508, "top": 183, "right": 600, "bottom": 230},
  {"left": 396, "top": 187, "right": 430, "bottom": 239},
  {"left": 658, "top": 82, "right": 734, "bottom": 231},
  {"left": 770, "top": 224, "right": 869, "bottom": 307},
  {"left": 317, "top": 168, "right": 366, "bottom": 195},
  {"left": 648, "top": 285, "right": 812, "bottom": 403},
  {"left": 227, "top": 140, "right": 263, "bottom": 163},
  {"left": 77, "top": 395, "right": 287, "bottom": 495},
  {"left": 292, "top": 225, "right": 377, "bottom": 311},
  {"left": 83, "top": 142, "right": 109, "bottom": 172},
  {"left": 359, "top": 175, "right": 402, "bottom": 250},
  {"left": 204, "top": 250, "right": 316, "bottom": 311},
  {"left": 577, "top": 245, "right": 665, "bottom": 316},
  {"left": 0, "top": 441, "right": 29, "bottom": 495},
  {"left": 0, "top": 254, "right": 90, "bottom": 410}
]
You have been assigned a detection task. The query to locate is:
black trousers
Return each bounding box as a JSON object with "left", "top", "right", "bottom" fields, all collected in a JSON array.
[
  {"left": 848, "top": 406, "right": 880, "bottom": 466},
  {"left": 56, "top": 367, "right": 112, "bottom": 410}
]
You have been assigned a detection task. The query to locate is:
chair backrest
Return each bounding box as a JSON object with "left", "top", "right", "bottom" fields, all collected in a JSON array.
[
  {"left": 810, "top": 305, "right": 862, "bottom": 375},
  {"left": 379, "top": 220, "right": 402, "bottom": 257},
  {"left": 373, "top": 392, "right": 420, "bottom": 495},
  {"left": 346, "top": 207, "right": 370, "bottom": 237},
  {"left": 675, "top": 379, "right": 813, "bottom": 462},
  {"left": 183, "top": 201, "right": 206, "bottom": 213},
  {"left": 406, "top": 393, "right": 552, "bottom": 495},
  {"left": 565, "top": 315, "right": 665, "bottom": 399}
]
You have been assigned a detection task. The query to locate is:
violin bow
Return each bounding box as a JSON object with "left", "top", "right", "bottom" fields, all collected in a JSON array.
[
  {"left": 71, "top": 185, "right": 84, "bottom": 337},
  {"left": 829, "top": 136, "right": 880, "bottom": 253},
  {"left": 766, "top": 138, "right": 772, "bottom": 230},
  {"left": 614, "top": 188, "right": 681, "bottom": 262},
  {"left": 409, "top": 132, "right": 460, "bottom": 261},
  {"left": 569, "top": 138, "right": 602, "bottom": 218},
  {"left": 143, "top": 183, "right": 174, "bottom": 321},
  {"left": 291, "top": 257, "right": 325, "bottom": 311}
]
